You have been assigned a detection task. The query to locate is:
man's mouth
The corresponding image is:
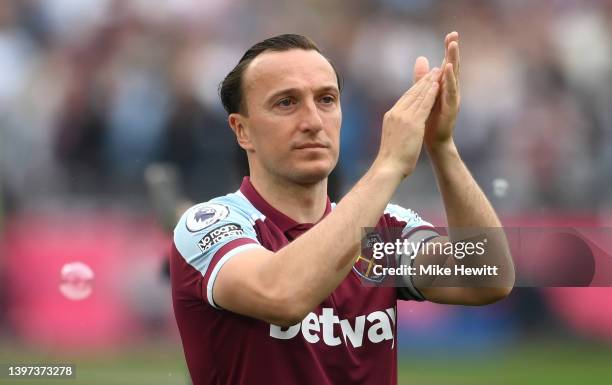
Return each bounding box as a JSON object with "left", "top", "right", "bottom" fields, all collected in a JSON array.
[{"left": 294, "top": 143, "right": 328, "bottom": 150}]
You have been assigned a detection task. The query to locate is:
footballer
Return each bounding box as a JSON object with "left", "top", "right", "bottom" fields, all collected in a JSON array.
[{"left": 170, "top": 33, "right": 514, "bottom": 385}]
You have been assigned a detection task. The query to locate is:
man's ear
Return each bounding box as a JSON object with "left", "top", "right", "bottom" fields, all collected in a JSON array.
[{"left": 229, "top": 113, "right": 254, "bottom": 151}]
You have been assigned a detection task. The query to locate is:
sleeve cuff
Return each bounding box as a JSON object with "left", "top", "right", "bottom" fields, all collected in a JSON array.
[
  {"left": 398, "top": 228, "right": 440, "bottom": 301},
  {"left": 205, "top": 240, "right": 263, "bottom": 309}
]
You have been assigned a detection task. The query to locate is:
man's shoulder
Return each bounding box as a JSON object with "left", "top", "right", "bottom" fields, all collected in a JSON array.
[
  {"left": 175, "top": 191, "right": 265, "bottom": 236},
  {"left": 170, "top": 191, "right": 263, "bottom": 308},
  {"left": 172, "top": 191, "right": 263, "bottom": 274}
]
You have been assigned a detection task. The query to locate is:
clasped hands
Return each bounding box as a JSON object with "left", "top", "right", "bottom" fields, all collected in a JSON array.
[{"left": 376, "top": 32, "right": 461, "bottom": 177}]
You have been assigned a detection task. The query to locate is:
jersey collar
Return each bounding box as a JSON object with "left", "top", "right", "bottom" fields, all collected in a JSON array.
[{"left": 239, "top": 176, "right": 332, "bottom": 234}]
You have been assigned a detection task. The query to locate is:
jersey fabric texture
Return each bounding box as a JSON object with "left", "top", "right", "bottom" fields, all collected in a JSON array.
[{"left": 171, "top": 177, "right": 438, "bottom": 385}]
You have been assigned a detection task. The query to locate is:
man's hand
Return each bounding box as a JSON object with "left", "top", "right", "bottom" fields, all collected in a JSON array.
[
  {"left": 413, "top": 32, "right": 461, "bottom": 151},
  {"left": 375, "top": 67, "right": 442, "bottom": 179}
]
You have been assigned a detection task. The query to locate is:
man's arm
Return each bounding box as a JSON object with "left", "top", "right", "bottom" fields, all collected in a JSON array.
[
  {"left": 411, "top": 32, "right": 515, "bottom": 305},
  {"left": 214, "top": 68, "right": 442, "bottom": 327},
  {"left": 414, "top": 142, "right": 515, "bottom": 305}
]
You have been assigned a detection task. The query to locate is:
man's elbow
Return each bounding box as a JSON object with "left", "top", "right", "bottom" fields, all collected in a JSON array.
[
  {"left": 264, "top": 290, "right": 311, "bottom": 328},
  {"left": 476, "top": 252, "right": 515, "bottom": 304},
  {"left": 477, "top": 285, "right": 513, "bottom": 305},
  {"left": 487, "top": 261, "right": 516, "bottom": 303}
]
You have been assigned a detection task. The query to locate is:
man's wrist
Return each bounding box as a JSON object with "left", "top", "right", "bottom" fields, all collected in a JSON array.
[
  {"left": 425, "top": 139, "right": 459, "bottom": 161},
  {"left": 369, "top": 158, "right": 407, "bottom": 185}
]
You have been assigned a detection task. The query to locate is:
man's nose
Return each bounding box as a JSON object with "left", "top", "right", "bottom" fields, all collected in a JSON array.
[{"left": 297, "top": 99, "right": 324, "bottom": 133}]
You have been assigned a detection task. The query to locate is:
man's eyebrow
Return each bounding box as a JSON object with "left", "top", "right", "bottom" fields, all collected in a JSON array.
[
  {"left": 317, "top": 86, "right": 340, "bottom": 95},
  {"left": 265, "top": 85, "right": 340, "bottom": 103}
]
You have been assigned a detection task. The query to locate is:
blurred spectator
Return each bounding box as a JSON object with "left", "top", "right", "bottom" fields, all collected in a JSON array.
[{"left": 1, "top": 0, "right": 610, "bottom": 212}]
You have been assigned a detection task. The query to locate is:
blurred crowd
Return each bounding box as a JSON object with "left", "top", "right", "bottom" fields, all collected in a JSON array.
[
  {"left": 1, "top": 0, "right": 612, "bottom": 215},
  {"left": 2, "top": 0, "right": 612, "bottom": 353}
]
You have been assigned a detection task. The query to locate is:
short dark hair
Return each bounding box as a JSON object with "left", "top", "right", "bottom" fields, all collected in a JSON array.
[{"left": 219, "top": 33, "right": 342, "bottom": 115}]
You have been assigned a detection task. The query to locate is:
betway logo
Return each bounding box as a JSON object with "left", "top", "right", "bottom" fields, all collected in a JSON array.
[{"left": 270, "top": 307, "right": 396, "bottom": 348}]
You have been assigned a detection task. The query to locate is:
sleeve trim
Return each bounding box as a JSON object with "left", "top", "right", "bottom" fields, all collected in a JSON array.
[
  {"left": 401, "top": 225, "right": 438, "bottom": 240},
  {"left": 206, "top": 242, "right": 263, "bottom": 309},
  {"left": 399, "top": 230, "right": 440, "bottom": 301},
  {"left": 406, "top": 234, "right": 440, "bottom": 301}
]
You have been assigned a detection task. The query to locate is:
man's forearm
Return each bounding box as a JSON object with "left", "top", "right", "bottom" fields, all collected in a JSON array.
[
  {"left": 262, "top": 162, "right": 403, "bottom": 317},
  {"left": 427, "top": 140, "right": 500, "bottom": 228},
  {"left": 216, "top": 162, "right": 405, "bottom": 326},
  {"left": 419, "top": 140, "right": 514, "bottom": 300}
]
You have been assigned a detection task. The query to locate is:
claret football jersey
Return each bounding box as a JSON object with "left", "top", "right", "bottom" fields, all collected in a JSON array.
[{"left": 171, "top": 177, "right": 438, "bottom": 385}]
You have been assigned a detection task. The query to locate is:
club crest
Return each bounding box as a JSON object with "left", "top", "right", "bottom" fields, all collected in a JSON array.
[{"left": 353, "top": 232, "right": 388, "bottom": 284}]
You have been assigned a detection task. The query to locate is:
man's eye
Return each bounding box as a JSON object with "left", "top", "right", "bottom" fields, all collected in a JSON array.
[
  {"left": 321, "top": 95, "right": 336, "bottom": 104},
  {"left": 277, "top": 98, "right": 294, "bottom": 107}
]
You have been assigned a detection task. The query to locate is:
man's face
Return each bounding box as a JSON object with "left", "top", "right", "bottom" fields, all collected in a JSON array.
[{"left": 233, "top": 49, "right": 341, "bottom": 185}]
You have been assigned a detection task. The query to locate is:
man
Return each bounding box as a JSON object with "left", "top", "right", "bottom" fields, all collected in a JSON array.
[{"left": 171, "top": 33, "right": 514, "bottom": 385}]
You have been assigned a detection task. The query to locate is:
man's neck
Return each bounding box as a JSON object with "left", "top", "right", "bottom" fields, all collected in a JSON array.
[{"left": 249, "top": 173, "right": 328, "bottom": 224}]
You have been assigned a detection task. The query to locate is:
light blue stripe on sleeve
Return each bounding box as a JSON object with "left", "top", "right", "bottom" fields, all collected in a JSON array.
[
  {"left": 385, "top": 203, "right": 439, "bottom": 301},
  {"left": 384, "top": 203, "right": 434, "bottom": 230}
]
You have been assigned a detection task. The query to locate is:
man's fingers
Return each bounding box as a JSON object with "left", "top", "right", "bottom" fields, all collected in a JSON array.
[
  {"left": 412, "top": 56, "right": 430, "bottom": 83},
  {"left": 447, "top": 41, "right": 460, "bottom": 78},
  {"left": 443, "top": 62, "right": 458, "bottom": 105},
  {"left": 405, "top": 67, "right": 440, "bottom": 110},
  {"left": 408, "top": 68, "right": 441, "bottom": 113},
  {"left": 395, "top": 67, "right": 438, "bottom": 109},
  {"left": 439, "top": 31, "right": 460, "bottom": 85},
  {"left": 413, "top": 76, "right": 440, "bottom": 119},
  {"left": 444, "top": 32, "right": 460, "bottom": 78}
]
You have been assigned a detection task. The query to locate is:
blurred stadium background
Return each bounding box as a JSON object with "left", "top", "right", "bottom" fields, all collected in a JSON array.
[{"left": 1, "top": 0, "right": 612, "bottom": 384}]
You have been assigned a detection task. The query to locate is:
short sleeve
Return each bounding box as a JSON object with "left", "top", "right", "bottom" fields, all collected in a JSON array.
[
  {"left": 383, "top": 203, "right": 440, "bottom": 301},
  {"left": 173, "top": 196, "right": 263, "bottom": 308}
]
